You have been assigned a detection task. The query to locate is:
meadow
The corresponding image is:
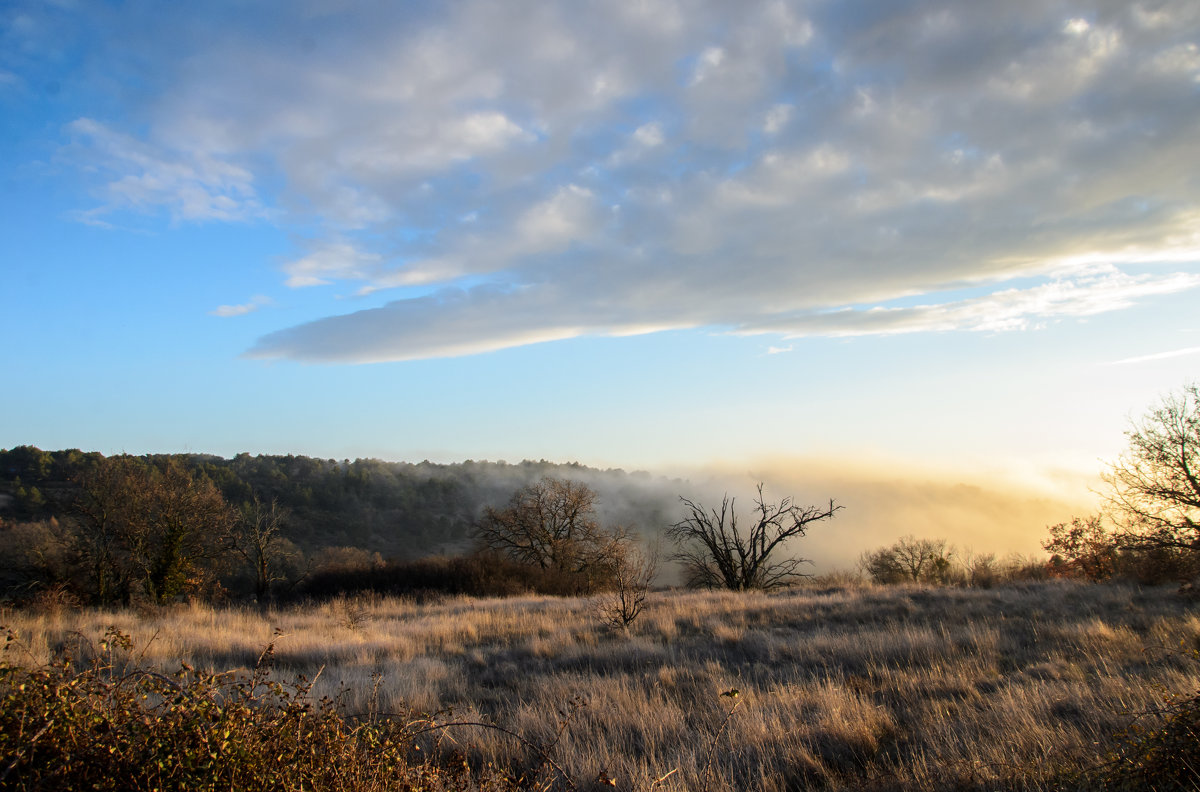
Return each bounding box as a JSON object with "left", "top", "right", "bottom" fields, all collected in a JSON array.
[{"left": 3, "top": 580, "right": 1198, "bottom": 791}]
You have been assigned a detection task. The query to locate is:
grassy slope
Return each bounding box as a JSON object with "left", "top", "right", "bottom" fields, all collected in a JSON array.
[{"left": 3, "top": 580, "right": 1199, "bottom": 791}]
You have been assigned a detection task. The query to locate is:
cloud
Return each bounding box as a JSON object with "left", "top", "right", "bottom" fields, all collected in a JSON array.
[
  {"left": 63, "top": 119, "right": 265, "bottom": 224},
  {"left": 1108, "top": 345, "right": 1200, "bottom": 366},
  {"left": 36, "top": 0, "right": 1200, "bottom": 362},
  {"left": 737, "top": 268, "right": 1200, "bottom": 339},
  {"left": 210, "top": 296, "right": 271, "bottom": 317},
  {"left": 283, "top": 241, "right": 383, "bottom": 288},
  {"left": 247, "top": 285, "right": 598, "bottom": 363}
]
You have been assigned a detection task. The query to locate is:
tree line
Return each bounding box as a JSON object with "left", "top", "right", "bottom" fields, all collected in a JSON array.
[
  {"left": 0, "top": 451, "right": 679, "bottom": 605},
  {"left": 3, "top": 382, "right": 1197, "bottom": 606}
]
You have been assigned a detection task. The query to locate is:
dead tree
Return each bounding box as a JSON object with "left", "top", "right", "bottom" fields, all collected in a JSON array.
[{"left": 667, "top": 483, "right": 841, "bottom": 591}]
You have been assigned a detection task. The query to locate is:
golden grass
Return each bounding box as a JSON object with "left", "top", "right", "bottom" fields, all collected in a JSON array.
[{"left": 3, "top": 580, "right": 1198, "bottom": 790}]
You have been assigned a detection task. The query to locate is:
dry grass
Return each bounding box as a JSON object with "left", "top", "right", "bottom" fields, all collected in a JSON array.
[{"left": 3, "top": 580, "right": 1198, "bottom": 791}]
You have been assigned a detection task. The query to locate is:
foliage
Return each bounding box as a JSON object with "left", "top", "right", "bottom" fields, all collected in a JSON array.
[
  {"left": 0, "top": 628, "right": 523, "bottom": 792},
  {"left": 1041, "top": 515, "right": 1194, "bottom": 585},
  {"left": 1043, "top": 516, "right": 1119, "bottom": 582},
  {"left": 299, "top": 551, "right": 596, "bottom": 600},
  {"left": 0, "top": 447, "right": 681, "bottom": 603},
  {"left": 70, "top": 456, "right": 235, "bottom": 605},
  {"left": 667, "top": 483, "right": 840, "bottom": 590},
  {"left": 1103, "top": 383, "right": 1200, "bottom": 565}
]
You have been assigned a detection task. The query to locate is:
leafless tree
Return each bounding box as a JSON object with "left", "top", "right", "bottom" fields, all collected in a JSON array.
[
  {"left": 667, "top": 483, "right": 841, "bottom": 591},
  {"left": 598, "top": 542, "right": 658, "bottom": 629},
  {"left": 860, "top": 536, "right": 954, "bottom": 585},
  {"left": 231, "top": 495, "right": 295, "bottom": 603},
  {"left": 892, "top": 535, "right": 953, "bottom": 583},
  {"left": 474, "top": 477, "right": 631, "bottom": 583},
  {"left": 1103, "top": 384, "right": 1200, "bottom": 557}
]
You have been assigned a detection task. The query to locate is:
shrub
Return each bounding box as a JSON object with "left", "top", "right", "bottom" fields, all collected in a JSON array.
[
  {"left": 1079, "top": 653, "right": 1200, "bottom": 791},
  {"left": 859, "top": 536, "right": 954, "bottom": 585},
  {"left": 0, "top": 628, "right": 520, "bottom": 792},
  {"left": 297, "top": 550, "right": 613, "bottom": 601}
]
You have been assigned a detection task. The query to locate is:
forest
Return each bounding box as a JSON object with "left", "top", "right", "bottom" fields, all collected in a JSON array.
[{"left": 0, "top": 446, "right": 681, "bottom": 605}]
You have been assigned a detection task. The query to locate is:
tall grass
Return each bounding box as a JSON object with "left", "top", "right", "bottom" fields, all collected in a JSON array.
[{"left": 2, "top": 580, "right": 1198, "bottom": 790}]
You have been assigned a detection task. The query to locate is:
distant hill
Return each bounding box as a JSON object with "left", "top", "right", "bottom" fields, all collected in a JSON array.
[{"left": 0, "top": 446, "right": 683, "bottom": 559}]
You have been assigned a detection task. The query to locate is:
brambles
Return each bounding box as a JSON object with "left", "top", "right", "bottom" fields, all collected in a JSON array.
[{"left": 0, "top": 628, "right": 519, "bottom": 792}]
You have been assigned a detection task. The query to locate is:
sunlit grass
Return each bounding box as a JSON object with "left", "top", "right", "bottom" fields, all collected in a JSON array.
[{"left": 3, "top": 580, "right": 1198, "bottom": 790}]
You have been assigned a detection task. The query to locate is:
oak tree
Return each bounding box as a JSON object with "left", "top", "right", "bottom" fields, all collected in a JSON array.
[{"left": 474, "top": 477, "right": 631, "bottom": 589}]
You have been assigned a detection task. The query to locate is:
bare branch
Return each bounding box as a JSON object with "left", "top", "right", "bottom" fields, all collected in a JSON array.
[{"left": 667, "top": 483, "right": 841, "bottom": 591}]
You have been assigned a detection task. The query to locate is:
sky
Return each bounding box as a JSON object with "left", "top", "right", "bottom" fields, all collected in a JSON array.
[{"left": 3, "top": 0, "right": 1200, "bottom": 556}]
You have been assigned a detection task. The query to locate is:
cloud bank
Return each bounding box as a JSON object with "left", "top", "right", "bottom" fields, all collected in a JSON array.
[{"left": 18, "top": 0, "right": 1200, "bottom": 361}]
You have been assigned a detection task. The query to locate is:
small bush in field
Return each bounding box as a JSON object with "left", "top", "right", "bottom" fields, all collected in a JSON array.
[
  {"left": 0, "top": 628, "right": 519, "bottom": 792},
  {"left": 1090, "top": 674, "right": 1200, "bottom": 790}
]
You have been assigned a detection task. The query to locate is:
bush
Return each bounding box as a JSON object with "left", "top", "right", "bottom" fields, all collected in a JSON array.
[
  {"left": 297, "top": 551, "right": 608, "bottom": 601},
  {"left": 859, "top": 536, "right": 954, "bottom": 585},
  {"left": 1079, "top": 658, "right": 1200, "bottom": 791},
  {"left": 0, "top": 628, "right": 520, "bottom": 792}
]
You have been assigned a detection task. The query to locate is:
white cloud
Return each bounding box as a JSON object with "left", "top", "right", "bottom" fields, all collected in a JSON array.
[
  {"left": 632, "top": 122, "right": 664, "bottom": 148},
  {"left": 283, "top": 242, "right": 383, "bottom": 288},
  {"left": 63, "top": 119, "right": 264, "bottom": 223},
  {"left": 736, "top": 269, "right": 1200, "bottom": 339},
  {"left": 38, "top": 0, "right": 1200, "bottom": 362},
  {"left": 210, "top": 296, "right": 271, "bottom": 317},
  {"left": 762, "top": 103, "right": 792, "bottom": 134},
  {"left": 1108, "top": 346, "right": 1200, "bottom": 366}
]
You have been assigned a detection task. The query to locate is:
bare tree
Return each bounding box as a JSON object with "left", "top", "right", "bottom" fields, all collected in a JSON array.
[
  {"left": 1103, "top": 384, "right": 1200, "bottom": 557},
  {"left": 598, "top": 542, "right": 658, "bottom": 630},
  {"left": 474, "top": 477, "right": 631, "bottom": 584},
  {"left": 892, "top": 536, "right": 954, "bottom": 583},
  {"left": 231, "top": 495, "right": 294, "bottom": 603},
  {"left": 858, "top": 536, "right": 954, "bottom": 585},
  {"left": 667, "top": 483, "right": 841, "bottom": 591}
]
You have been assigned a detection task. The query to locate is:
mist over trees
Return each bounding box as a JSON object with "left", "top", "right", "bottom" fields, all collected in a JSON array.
[
  {"left": 473, "top": 477, "right": 636, "bottom": 593},
  {"left": 5, "top": 382, "right": 1198, "bottom": 605},
  {"left": 0, "top": 448, "right": 682, "bottom": 604}
]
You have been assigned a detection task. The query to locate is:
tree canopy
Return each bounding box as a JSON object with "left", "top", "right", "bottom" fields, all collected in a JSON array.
[{"left": 1104, "top": 383, "right": 1200, "bottom": 557}]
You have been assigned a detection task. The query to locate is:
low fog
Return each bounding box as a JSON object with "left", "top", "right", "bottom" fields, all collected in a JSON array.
[{"left": 525, "top": 456, "right": 1099, "bottom": 577}]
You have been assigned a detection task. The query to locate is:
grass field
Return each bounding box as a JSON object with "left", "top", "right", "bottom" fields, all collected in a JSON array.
[{"left": 3, "top": 580, "right": 1199, "bottom": 790}]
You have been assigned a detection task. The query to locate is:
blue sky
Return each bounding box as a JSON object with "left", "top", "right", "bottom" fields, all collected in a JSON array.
[{"left": 3, "top": 0, "right": 1200, "bottom": 553}]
